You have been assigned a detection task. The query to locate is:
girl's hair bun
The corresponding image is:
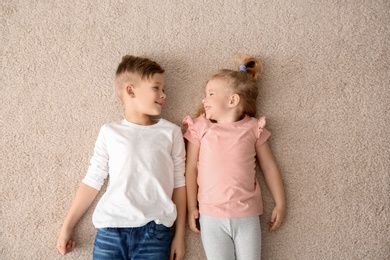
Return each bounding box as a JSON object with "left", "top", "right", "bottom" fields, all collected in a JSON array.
[{"left": 240, "top": 55, "right": 262, "bottom": 82}]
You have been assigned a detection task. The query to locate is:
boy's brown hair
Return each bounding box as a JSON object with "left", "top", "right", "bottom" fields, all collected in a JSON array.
[
  {"left": 115, "top": 55, "right": 164, "bottom": 102},
  {"left": 116, "top": 55, "right": 164, "bottom": 79}
]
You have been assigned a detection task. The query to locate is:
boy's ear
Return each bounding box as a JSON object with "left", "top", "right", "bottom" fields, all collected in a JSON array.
[
  {"left": 228, "top": 93, "right": 240, "bottom": 108},
  {"left": 126, "top": 84, "right": 135, "bottom": 97}
]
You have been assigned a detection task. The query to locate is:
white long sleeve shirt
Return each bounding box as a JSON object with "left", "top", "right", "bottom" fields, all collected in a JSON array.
[{"left": 82, "top": 118, "right": 186, "bottom": 228}]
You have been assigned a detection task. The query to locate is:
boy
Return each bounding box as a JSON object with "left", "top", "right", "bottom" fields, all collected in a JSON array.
[{"left": 57, "top": 55, "right": 186, "bottom": 260}]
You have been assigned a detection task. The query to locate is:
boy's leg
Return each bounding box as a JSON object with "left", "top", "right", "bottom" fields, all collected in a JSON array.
[
  {"left": 130, "top": 221, "right": 171, "bottom": 260},
  {"left": 199, "top": 215, "right": 235, "bottom": 260},
  {"left": 93, "top": 228, "right": 127, "bottom": 260},
  {"left": 231, "top": 216, "right": 261, "bottom": 260}
]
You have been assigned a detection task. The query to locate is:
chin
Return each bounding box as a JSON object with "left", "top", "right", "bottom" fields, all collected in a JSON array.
[{"left": 147, "top": 110, "right": 161, "bottom": 116}]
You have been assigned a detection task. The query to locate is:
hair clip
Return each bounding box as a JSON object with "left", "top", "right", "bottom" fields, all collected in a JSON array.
[{"left": 239, "top": 65, "right": 247, "bottom": 72}]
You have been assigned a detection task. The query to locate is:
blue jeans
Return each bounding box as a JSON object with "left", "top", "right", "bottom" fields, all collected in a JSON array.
[{"left": 93, "top": 222, "right": 172, "bottom": 260}]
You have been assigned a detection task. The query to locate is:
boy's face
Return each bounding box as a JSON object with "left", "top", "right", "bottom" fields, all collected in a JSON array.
[{"left": 131, "top": 73, "right": 166, "bottom": 116}]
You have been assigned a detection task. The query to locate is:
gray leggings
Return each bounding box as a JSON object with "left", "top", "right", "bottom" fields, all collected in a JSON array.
[{"left": 199, "top": 215, "right": 261, "bottom": 260}]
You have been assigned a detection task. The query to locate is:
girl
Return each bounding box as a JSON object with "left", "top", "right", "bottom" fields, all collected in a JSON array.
[{"left": 183, "top": 54, "right": 285, "bottom": 260}]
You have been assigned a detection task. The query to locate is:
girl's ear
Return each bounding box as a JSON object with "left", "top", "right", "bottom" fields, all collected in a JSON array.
[
  {"left": 126, "top": 84, "right": 135, "bottom": 98},
  {"left": 229, "top": 93, "right": 240, "bottom": 108}
]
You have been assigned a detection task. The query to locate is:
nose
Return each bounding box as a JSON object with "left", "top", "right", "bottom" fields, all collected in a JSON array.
[
  {"left": 161, "top": 92, "right": 166, "bottom": 99},
  {"left": 202, "top": 97, "right": 206, "bottom": 104}
]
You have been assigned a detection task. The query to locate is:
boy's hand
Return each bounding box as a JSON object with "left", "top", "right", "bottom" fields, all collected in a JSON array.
[
  {"left": 57, "top": 227, "right": 76, "bottom": 255},
  {"left": 170, "top": 235, "right": 185, "bottom": 260},
  {"left": 268, "top": 205, "right": 285, "bottom": 232},
  {"left": 188, "top": 207, "right": 200, "bottom": 233}
]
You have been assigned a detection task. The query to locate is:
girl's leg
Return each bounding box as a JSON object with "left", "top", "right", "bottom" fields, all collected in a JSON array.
[
  {"left": 231, "top": 216, "right": 261, "bottom": 260},
  {"left": 199, "top": 215, "right": 235, "bottom": 260}
]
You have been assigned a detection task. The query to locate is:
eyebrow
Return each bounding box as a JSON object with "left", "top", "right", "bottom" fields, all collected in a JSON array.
[{"left": 150, "top": 80, "right": 164, "bottom": 85}]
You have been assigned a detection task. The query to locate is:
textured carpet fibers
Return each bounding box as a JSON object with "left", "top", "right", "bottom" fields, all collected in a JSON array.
[{"left": 1, "top": 1, "right": 389, "bottom": 259}]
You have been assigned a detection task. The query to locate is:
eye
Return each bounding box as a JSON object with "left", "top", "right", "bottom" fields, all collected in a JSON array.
[{"left": 153, "top": 86, "right": 159, "bottom": 90}]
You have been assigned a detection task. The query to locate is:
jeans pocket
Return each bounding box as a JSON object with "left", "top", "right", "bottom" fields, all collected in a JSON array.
[
  {"left": 94, "top": 228, "right": 122, "bottom": 252},
  {"left": 148, "top": 222, "right": 171, "bottom": 242},
  {"left": 94, "top": 228, "right": 126, "bottom": 259}
]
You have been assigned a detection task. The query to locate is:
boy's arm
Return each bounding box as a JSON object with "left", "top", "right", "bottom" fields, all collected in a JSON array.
[
  {"left": 185, "top": 142, "right": 200, "bottom": 233},
  {"left": 256, "top": 142, "right": 286, "bottom": 232},
  {"left": 170, "top": 186, "right": 186, "bottom": 260},
  {"left": 57, "top": 183, "right": 99, "bottom": 255}
]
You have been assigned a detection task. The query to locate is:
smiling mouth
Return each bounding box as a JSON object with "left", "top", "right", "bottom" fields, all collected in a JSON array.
[
  {"left": 204, "top": 106, "right": 210, "bottom": 111},
  {"left": 155, "top": 101, "right": 164, "bottom": 106}
]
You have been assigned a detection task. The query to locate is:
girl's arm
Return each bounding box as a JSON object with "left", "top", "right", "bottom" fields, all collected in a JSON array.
[
  {"left": 185, "top": 142, "right": 200, "bottom": 233},
  {"left": 170, "top": 186, "right": 186, "bottom": 260},
  {"left": 256, "top": 142, "right": 286, "bottom": 232},
  {"left": 57, "top": 183, "right": 99, "bottom": 255}
]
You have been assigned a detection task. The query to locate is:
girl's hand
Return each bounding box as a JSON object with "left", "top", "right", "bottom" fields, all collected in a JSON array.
[
  {"left": 56, "top": 227, "right": 76, "bottom": 255},
  {"left": 188, "top": 207, "right": 200, "bottom": 233},
  {"left": 268, "top": 205, "right": 285, "bottom": 232}
]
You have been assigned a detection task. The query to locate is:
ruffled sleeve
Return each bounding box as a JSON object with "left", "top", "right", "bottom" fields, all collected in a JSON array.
[
  {"left": 182, "top": 116, "right": 201, "bottom": 146},
  {"left": 256, "top": 116, "right": 271, "bottom": 146},
  {"left": 182, "top": 116, "right": 194, "bottom": 130}
]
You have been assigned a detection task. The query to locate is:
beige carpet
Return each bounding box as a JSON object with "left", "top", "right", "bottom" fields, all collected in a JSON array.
[{"left": 1, "top": 1, "right": 389, "bottom": 259}]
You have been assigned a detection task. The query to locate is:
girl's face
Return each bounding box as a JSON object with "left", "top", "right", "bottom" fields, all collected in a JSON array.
[{"left": 202, "top": 78, "right": 232, "bottom": 122}]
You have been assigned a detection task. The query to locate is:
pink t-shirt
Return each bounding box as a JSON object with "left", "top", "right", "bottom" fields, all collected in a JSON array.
[{"left": 183, "top": 114, "right": 271, "bottom": 218}]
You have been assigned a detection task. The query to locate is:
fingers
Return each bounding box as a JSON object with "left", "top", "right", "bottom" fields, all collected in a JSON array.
[
  {"left": 194, "top": 210, "right": 199, "bottom": 219},
  {"left": 189, "top": 216, "right": 200, "bottom": 233},
  {"left": 170, "top": 250, "right": 185, "bottom": 260},
  {"left": 66, "top": 240, "right": 76, "bottom": 253},
  {"left": 57, "top": 242, "right": 66, "bottom": 255},
  {"left": 170, "top": 239, "right": 185, "bottom": 260},
  {"left": 268, "top": 220, "right": 279, "bottom": 232},
  {"left": 57, "top": 239, "right": 75, "bottom": 255},
  {"left": 57, "top": 245, "right": 66, "bottom": 255},
  {"left": 57, "top": 238, "right": 67, "bottom": 255},
  {"left": 268, "top": 220, "right": 280, "bottom": 232},
  {"left": 188, "top": 209, "right": 200, "bottom": 233},
  {"left": 268, "top": 209, "right": 283, "bottom": 232}
]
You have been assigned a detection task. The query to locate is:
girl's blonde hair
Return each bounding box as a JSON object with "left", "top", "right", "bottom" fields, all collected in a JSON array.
[{"left": 195, "top": 54, "right": 262, "bottom": 117}]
